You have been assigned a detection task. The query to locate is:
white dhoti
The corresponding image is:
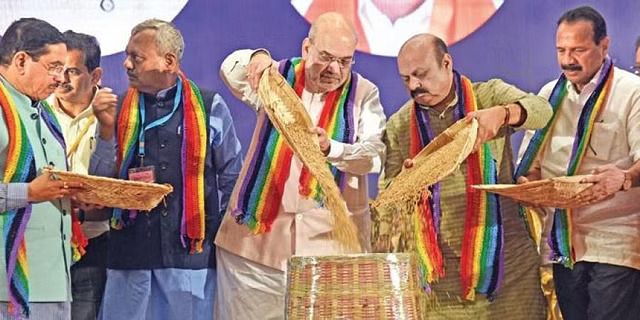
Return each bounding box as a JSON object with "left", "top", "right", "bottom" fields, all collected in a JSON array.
[{"left": 214, "top": 248, "right": 286, "bottom": 320}]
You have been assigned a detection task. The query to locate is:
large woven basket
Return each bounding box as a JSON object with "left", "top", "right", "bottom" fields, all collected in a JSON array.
[
  {"left": 373, "top": 118, "right": 477, "bottom": 210},
  {"left": 473, "top": 175, "right": 593, "bottom": 208},
  {"left": 286, "top": 253, "right": 423, "bottom": 320},
  {"left": 45, "top": 168, "right": 173, "bottom": 211},
  {"left": 257, "top": 68, "right": 360, "bottom": 251}
]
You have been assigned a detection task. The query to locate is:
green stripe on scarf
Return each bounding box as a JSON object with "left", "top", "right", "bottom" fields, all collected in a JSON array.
[
  {"left": 515, "top": 58, "right": 614, "bottom": 267},
  {"left": 231, "top": 57, "right": 357, "bottom": 233}
]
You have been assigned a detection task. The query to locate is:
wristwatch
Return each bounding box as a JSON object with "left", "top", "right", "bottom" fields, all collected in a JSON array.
[{"left": 621, "top": 170, "right": 633, "bottom": 191}]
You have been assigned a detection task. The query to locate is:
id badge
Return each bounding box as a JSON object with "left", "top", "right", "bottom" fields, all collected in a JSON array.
[{"left": 128, "top": 165, "right": 156, "bottom": 183}]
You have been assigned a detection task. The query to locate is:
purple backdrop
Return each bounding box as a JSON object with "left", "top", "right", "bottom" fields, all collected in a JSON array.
[{"left": 98, "top": 0, "right": 640, "bottom": 196}]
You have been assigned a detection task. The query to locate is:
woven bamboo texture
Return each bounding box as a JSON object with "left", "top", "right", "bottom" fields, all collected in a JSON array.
[
  {"left": 257, "top": 69, "right": 360, "bottom": 251},
  {"left": 286, "top": 253, "right": 423, "bottom": 319},
  {"left": 372, "top": 118, "right": 478, "bottom": 210},
  {"left": 473, "top": 175, "right": 593, "bottom": 208},
  {"left": 45, "top": 168, "right": 173, "bottom": 210}
]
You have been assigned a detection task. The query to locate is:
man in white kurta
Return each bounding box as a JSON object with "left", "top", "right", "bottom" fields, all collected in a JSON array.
[
  {"left": 518, "top": 6, "right": 640, "bottom": 320},
  {"left": 214, "top": 12, "right": 386, "bottom": 320}
]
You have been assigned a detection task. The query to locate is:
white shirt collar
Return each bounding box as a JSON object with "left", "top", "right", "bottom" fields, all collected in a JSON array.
[
  {"left": 565, "top": 60, "right": 607, "bottom": 96},
  {"left": 48, "top": 86, "right": 98, "bottom": 121}
]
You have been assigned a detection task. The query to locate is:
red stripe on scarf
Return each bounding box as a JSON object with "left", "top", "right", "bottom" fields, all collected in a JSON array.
[
  {"left": 460, "top": 151, "right": 482, "bottom": 297},
  {"left": 260, "top": 147, "right": 294, "bottom": 233},
  {"left": 116, "top": 89, "right": 136, "bottom": 168},
  {"left": 179, "top": 75, "right": 206, "bottom": 253},
  {"left": 182, "top": 82, "right": 198, "bottom": 243},
  {"left": 420, "top": 194, "right": 445, "bottom": 277},
  {"left": 298, "top": 89, "right": 340, "bottom": 195}
]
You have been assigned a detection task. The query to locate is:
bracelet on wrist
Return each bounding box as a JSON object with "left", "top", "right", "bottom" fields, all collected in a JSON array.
[{"left": 502, "top": 105, "right": 511, "bottom": 127}]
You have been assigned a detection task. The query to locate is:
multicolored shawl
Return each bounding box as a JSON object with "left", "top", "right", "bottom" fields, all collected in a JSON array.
[
  {"left": 0, "top": 81, "right": 69, "bottom": 316},
  {"left": 36, "top": 100, "right": 67, "bottom": 151},
  {"left": 69, "top": 211, "right": 88, "bottom": 262},
  {"left": 114, "top": 72, "right": 207, "bottom": 254},
  {"left": 0, "top": 81, "right": 35, "bottom": 317},
  {"left": 515, "top": 58, "right": 614, "bottom": 268},
  {"left": 409, "top": 71, "right": 503, "bottom": 300},
  {"left": 231, "top": 57, "right": 357, "bottom": 233},
  {"left": 41, "top": 100, "right": 89, "bottom": 263}
]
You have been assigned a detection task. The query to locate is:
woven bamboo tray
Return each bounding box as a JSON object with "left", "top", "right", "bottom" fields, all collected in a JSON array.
[
  {"left": 45, "top": 168, "right": 173, "bottom": 211},
  {"left": 372, "top": 118, "right": 477, "bottom": 210},
  {"left": 473, "top": 175, "right": 593, "bottom": 208},
  {"left": 286, "top": 253, "right": 423, "bottom": 320},
  {"left": 258, "top": 68, "right": 360, "bottom": 251}
]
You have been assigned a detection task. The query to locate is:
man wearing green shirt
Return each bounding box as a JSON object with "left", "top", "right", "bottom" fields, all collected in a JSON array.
[
  {"left": 373, "top": 33, "right": 551, "bottom": 319},
  {"left": 0, "top": 18, "right": 83, "bottom": 319}
]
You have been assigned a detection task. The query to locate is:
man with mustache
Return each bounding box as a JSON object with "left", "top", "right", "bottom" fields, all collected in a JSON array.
[
  {"left": 0, "top": 18, "right": 85, "bottom": 319},
  {"left": 373, "top": 33, "right": 551, "bottom": 318},
  {"left": 517, "top": 6, "right": 640, "bottom": 319},
  {"left": 215, "top": 12, "right": 386, "bottom": 319},
  {"left": 90, "top": 19, "right": 243, "bottom": 320},
  {"left": 45, "top": 30, "right": 110, "bottom": 320}
]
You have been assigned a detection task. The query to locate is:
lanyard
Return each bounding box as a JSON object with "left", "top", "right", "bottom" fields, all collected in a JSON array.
[{"left": 138, "top": 77, "right": 183, "bottom": 164}]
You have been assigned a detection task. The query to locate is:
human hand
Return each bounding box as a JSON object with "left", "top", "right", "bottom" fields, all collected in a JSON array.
[
  {"left": 310, "top": 127, "right": 330, "bottom": 155},
  {"left": 465, "top": 106, "right": 507, "bottom": 151},
  {"left": 247, "top": 51, "right": 273, "bottom": 90},
  {"left": 28, "top": 172, "right": 84, "bottom": 203},
  {"left": 516, "top": 172, "right": 542, "bottom": 208},
  {"left": 516, "top": 168, "right": 541, "bottom": 185},
  {"left": 516, "top": 176, "right": 532, "bottom": 184},
  {"left": 93, "top": 87, "right": 118, "bottom": 140},
  {"left": 573, "top": 164, "right": 625, "bottom": 206}
]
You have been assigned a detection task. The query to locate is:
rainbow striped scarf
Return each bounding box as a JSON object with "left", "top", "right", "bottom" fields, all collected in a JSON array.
[
  {"left": 41, "top": 100, "right": 89, "bottom": 263},
  {"left": 231, "top": 57, "right": 357, "bottom": 233},
  {"left": 409, "top": 71, "right": 503, "bottom": 300},
  {"left": 35, "top": 99, "right": 66, "bottom": 150},
  {"left": 516, "top": 58, "right": 614, "bottom": 268},
  {"left": 114, "top": 73, "right": 207, "bottom": 254},
  {"left": 0, "top": 82, "right": 37, "bottom": 317}
]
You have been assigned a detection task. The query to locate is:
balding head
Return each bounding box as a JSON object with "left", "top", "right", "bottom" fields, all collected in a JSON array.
[
  {"left": 399, "top": 33, "right": 448, "bottom": 65},
  {"left": 308, "top": 12, "right": 358, "bottom": 47},
  {"left": 302, "top": 12, "right": 358, "bottom": 93},
  {"left": 397, "top": 33, "right": 454, "bottom": 107}
]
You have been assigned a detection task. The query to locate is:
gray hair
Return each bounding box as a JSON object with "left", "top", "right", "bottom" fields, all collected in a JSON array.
[{"left": 131, "top": 19, "right": 184, "bottom": 60}]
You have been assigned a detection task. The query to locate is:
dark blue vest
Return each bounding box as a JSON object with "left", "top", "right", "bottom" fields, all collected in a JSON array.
[{"left": 107, "top": 86, "right": 219, "bottom": 269}]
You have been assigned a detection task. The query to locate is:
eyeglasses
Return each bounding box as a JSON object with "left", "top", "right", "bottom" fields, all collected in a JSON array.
[
  {"left": 310, "top": 43, "right": 355, "bottom": 70},
  {"left": 27, "top": 53, "right": 64, "bottom": 76},
  {"left": 631, "top": 64, "right": 640, "bottom": 76},
  {"left": 40, "top": 61, "right": 65, "bottom": 76}
]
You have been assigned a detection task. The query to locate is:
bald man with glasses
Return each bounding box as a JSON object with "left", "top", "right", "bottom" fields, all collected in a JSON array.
[{"left": 215, "top": 11, "right": 386, "bottom": 320}]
